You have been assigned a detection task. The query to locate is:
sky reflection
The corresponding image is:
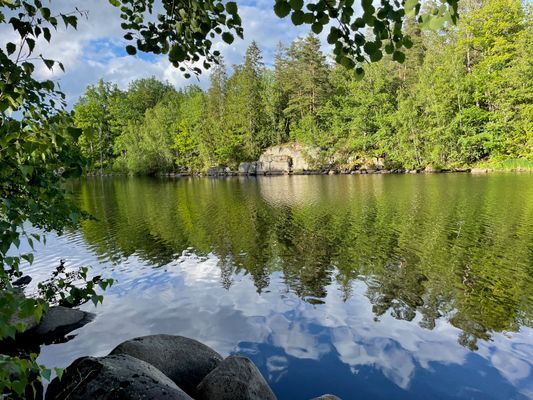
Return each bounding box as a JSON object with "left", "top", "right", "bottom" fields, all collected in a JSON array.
[
  {"left": 17, "top": 175, "right": 532, "bottom": 399},
  {"left": 32, "top": 242, "right": 532, "bottom": 400}
]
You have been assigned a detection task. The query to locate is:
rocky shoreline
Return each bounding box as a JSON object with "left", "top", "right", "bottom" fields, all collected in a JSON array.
[
  {"left": 161, "top": 165, "right": 499, "bottom": 178},
  {"left": 45, "top": 334, "right": 340, "bottom": 400},
  {"left": 6, "top": 301, "right": 340, "bottom": 399},
  {"left": 86, "top": 144, "right": 530, "bottom": 177},
  {"left": 160, "top": 144, "right": 519, "bottom": 178}
]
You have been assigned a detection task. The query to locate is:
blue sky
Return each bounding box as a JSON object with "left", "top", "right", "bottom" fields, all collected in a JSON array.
[{"left": 1, "top": 0, "right": 324, "bottom": 107}]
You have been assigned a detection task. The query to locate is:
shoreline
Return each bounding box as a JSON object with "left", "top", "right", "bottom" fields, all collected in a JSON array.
[{"left": 84, "top": 167, "right": 532, "bottom": 178}]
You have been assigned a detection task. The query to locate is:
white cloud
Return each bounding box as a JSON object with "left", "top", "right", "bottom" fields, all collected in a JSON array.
[{"left": 28, "top": 232, "right": 533, "bottom": 398}]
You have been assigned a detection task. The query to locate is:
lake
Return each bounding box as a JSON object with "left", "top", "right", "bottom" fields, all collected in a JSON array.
[{"left": 25, "top": 174, "right": 533, "bottom": 399}]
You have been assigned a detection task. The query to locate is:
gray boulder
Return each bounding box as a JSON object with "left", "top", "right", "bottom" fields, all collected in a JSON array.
[
  {"left": 196, "top": 355, "right": 276, "bottom": 400},
  {"left": 46, "top": 354, "right": 192, "bottom": 400},
  {"left": 311, "top": 395, "right": 342, "bottom": 400},
  {"left": 238, "top": 162, "right": 250, "bottom": 174},
  {"left": 258, "top": 143, "right": 320, "bottom": 172},
  {"left": 13, "top": 275, "right": 32, "bottom": 286},
  {"left": 110, "top": 334, "right": 222, "bottom": 396},
  {"left": 2, "top": 305, "right": 93, "bottom": 357},
  {"left": 31, "top": 306, "right": 94, "bottom": 341},
  {"left": 257, "top": 155, "right": 291, "bottom": 175},
  {"left": 238, "top": 162, "right": 258, "bottom": 175},
  {"left": 207, "top": 166, "right": 226, "bottom": 176}
]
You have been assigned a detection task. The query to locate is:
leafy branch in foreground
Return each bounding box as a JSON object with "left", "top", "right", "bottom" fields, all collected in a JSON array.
[
  {"left": 0, "top": 261, "right": 112, "bottom": 399},
  {"left": 38, "top": 261, "right": 114, "bottom": 308},
  {"left": 109, "top": 0, "right": 460, "bottom": 78},
  {"left": 109, "top": 0, "right": 244, "bottom": 78},
  {"left": 0, "top": 1, "right": 112, "bottom": 397}
]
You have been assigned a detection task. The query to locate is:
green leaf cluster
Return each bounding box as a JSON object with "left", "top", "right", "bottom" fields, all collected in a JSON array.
[{"left": 109, "top": 0, "right": 244, "bottom": 76}]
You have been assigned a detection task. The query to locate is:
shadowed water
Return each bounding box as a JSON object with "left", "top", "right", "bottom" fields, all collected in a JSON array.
[{"left": 25, "top": 174, "right": 533, "bottom": 399}]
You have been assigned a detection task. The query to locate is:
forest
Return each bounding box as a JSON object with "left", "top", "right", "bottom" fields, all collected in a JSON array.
[{"left": 74, "top": 0, "right": 532, "bottom": 175}]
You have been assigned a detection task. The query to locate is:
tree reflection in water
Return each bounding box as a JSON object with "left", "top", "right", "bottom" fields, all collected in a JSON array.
[{"left": 72, "top": 174, "right": 532, "bottom": 352}]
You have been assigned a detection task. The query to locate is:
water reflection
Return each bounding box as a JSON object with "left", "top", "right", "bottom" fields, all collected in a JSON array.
[{"left": 30, "top": 174, "right": 533, "bottom": 399}]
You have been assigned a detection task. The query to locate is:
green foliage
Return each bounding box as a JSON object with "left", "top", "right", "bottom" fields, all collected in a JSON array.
[
  {"left": 74, "top": 80, "right": 121, "bottom": 172},
  {"left": 281, "top": 35, "right": 332, "bottom": 134},
  {"left": 0, "top": 1, "right": 115, "bottom": 396},
  {"left": 110, "top": 0, "right": 243, "bottom": 75},
  {"left": 0, "top": 0, "right": 88, "bottom": 344},
  {"left": 474, "top": 158, "right": 533, "bottom": 171},
  {"left": 0, "top": 353, "right": 48, "bottom": 398},
  {"left": 78, "top": 0, "right": 531, "bottom": 174},
  {"left": 38, "top": 261, "right": 114, "bottom": 308},
  {"left": 271, "top": 0, "right": 459, "bottom": 72},
  {"left": 0, "top": 0, "right": 529, "bottom": 394}
]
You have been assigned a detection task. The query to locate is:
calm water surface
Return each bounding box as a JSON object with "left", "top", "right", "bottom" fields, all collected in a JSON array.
[{"left": 25, "top": 174, "right": 533, "bottom": 399}]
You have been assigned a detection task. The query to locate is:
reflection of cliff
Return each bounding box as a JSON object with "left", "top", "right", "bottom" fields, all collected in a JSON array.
[
  {"left": 72, "top": 175, "right": 533, "bottom": 348},
  {"left": 258, "top": 176, "right": 322, "bottom": 207}
]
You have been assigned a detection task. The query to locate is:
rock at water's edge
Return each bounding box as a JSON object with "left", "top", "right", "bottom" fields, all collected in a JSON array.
[
  {"left": 110, "top": 334, "right": 222, "bottom": 396},
  {"left": 238, "top": 162, "right": 258, "bottom": 175},
  {"left": 13, "top": 275, "right": 32, "bottom": 286},
  {"left": 470, "top": 168, "right": 492, "bottom": 174},
  {"left": 207, "top": 166, "right": 226, "bottom": 176},
  {"left": 45, "top": 354, "right": 192, "bottom": 400},
  {"left": 311, "top": 395, "right": 343, "bottom": 400},
  {"left": 196, "top": 355, "right": 277, "bottom": 400},
  {"left": 30, "top": 306, "right": 94, "bottom": 342}
]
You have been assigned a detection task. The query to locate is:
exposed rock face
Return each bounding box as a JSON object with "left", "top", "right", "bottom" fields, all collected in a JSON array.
[
  {"left": 110, "top": 335, "right": 222, "bottom": 396},
  {"left": 311, "top": 395, "right": 342, "bottom": 400},
  {"left": 206, "top": 167, "right": 227, "bottom": 176},
  {"left": 257, "top": 154, "right": 291, "bottom": 175},
  {"left": 238, "top": 162, "right": 258, "bottom": 175},
  {"left": 359, "top": 156, "right": 385, "bottom": 171},
  {"left": 424, "top": 165, "right": 441, "bottom": 173},
  {"left": 46, "top": 354, "right": 192, "bottom": 400},
  {"left": 196, "top": 355, "right": 276, "bottom": 400},
  {"left": 470, "top": 168, "right": 492, "bottom": 174},
  {"left": 256, "top": 143, "right": 319, "bottom": 175}
]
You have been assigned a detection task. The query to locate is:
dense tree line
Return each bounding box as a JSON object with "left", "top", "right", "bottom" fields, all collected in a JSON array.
[{"left": 75, "top": 0, "right": 532, "bottom": 174}]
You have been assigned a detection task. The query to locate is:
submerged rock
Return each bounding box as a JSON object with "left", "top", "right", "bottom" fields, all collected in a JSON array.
[
  {"left": 4, "top": 305, "right": 94, "bottom": 352},
  {"left": 46, "top": 354, "right": 192, "bottom": 400},
  {"left": 196, "top": 355, "right": 276, "bottom": 400},
  {"left": 110, "top": 334, "right": 222, "bottom": 396}
]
